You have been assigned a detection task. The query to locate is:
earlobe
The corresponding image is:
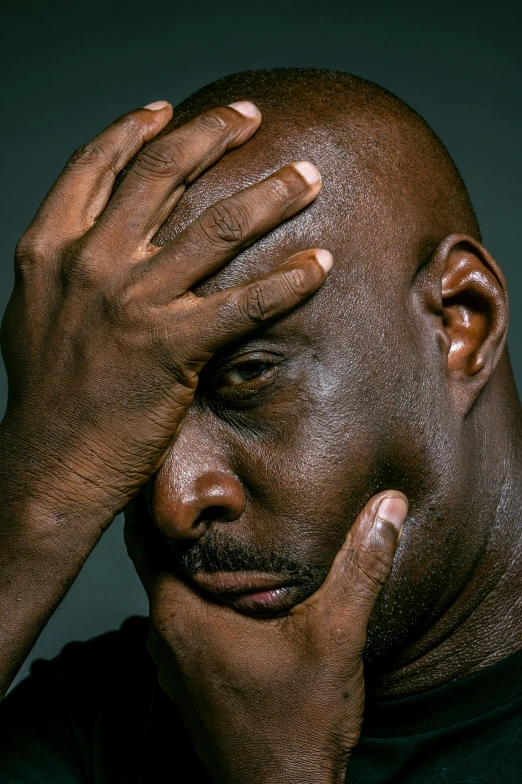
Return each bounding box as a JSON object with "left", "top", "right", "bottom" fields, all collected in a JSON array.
[{"left": 430, "top": 233, "right": 508, "bottom": 415}]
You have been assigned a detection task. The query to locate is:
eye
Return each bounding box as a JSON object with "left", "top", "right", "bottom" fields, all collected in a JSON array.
[{"left": 217, "top": 360, "right": 271, "bottom": 388}]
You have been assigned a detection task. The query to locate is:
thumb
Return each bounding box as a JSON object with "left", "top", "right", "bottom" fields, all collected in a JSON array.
[{"left": 306, "top": 491, "right": 408, "bottom": 629}]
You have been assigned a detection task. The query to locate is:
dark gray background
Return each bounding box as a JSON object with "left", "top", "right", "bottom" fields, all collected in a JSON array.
[{"left": 1, "top": 0, "right": 521, "bottom": 688}]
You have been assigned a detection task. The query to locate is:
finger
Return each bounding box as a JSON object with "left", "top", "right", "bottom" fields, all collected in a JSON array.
[
  {"left": 305, "top": 491, "right": 408, "bottom": 632},
  {"left": 26, "top": 102, "right": 173, "bottom": 252},
  {"left": 90, "top": 102, "right": 262, "bottom": 254},
  {"left": 188, "top": 248, "right": 333, "bottom": 356},
  {"left": 130, "top": 161, "right": 322, "bottom": 303}
]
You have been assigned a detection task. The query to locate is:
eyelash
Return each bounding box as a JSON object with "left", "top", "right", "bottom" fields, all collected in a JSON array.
[
  {"left": 211, "top": 355, "right": 280, "bottom": 394},
  {"left": 219, "top": 360, "right": 273, "bottom": 386}
]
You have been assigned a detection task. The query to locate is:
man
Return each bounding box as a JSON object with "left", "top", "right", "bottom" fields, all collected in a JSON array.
[{"left": 0, "top": 66, "right": 520, "bottom": 783}]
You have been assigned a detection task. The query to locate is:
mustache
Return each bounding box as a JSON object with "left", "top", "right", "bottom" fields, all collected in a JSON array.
[{"left": 168, "top": 530, "right": 318, "bottom": 584}]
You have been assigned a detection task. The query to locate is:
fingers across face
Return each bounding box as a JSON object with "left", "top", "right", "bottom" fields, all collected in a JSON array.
[
  {"left": 131, "top": 161, "right": 322, "bottom": 303},
  {"left": 189, "top": 248, "right": 333, "bottom": 355},
  {"left": 90, "top": 103, "right": 263, "bottom": 255}
]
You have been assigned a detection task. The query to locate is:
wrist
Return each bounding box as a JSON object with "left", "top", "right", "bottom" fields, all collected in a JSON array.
[
  {"left": 214, "top": 745, "right": 349, "bottom": 784},
  {"left": 269, "top": 755, "right": 348, "bottom": 784}
]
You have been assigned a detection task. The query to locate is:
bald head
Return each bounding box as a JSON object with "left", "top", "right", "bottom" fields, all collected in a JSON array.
[{"left": 154, "top": 67, "right": 480, "bottom": 284}]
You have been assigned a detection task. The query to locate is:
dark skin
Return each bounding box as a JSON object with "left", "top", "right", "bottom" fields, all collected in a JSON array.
[
  {"left": 136, "top": 70, "right": 522, "bottom": 693},
  {"left": 1, "top": 69, "right": 521, "bottom": 782}
]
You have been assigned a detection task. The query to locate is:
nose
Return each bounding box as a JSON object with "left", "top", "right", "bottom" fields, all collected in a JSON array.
[{"left": 150, "top": 417, "right": 246, "bottom": 541}]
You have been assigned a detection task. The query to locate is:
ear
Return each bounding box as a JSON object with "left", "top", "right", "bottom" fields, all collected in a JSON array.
[{"left": 424, "top": 233, "right": 509, "bottom": 416}]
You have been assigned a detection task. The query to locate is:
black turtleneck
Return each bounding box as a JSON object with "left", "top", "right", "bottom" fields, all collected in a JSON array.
[{"left": 1, "top": 616, "right": 521, "bottom": 783}]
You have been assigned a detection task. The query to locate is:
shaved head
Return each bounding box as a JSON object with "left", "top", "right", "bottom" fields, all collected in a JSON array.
[
  {"left": 155, "top": 68, "right": 480, "bottom": 260},
  {"left": 142, "top": 68, "right": 521, "bottom": 695}
]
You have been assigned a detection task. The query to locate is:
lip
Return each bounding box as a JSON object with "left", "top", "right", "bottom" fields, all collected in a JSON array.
[{"left": 189, "top": 571, "right": 299, "bottom": 614}]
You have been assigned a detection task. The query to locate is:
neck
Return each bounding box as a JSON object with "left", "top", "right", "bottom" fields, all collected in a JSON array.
[{"left": 371, "top": 357, "right": 522, "bottom": 698}]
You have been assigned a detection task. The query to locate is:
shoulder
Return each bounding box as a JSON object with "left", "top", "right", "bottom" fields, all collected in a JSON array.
[
  {"left": 0, "top": 616, "right": 158, "bottom": 782},
  {"left": 32, "top": 615, "right": 153, "bottom": 692},
  {"left": 25, "top": 615, "right": 154, "bottom": 724}
]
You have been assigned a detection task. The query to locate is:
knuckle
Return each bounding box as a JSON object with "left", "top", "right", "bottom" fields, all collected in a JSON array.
[
  {"left": 135, "top": 145, "right": 178, "bottom": 176},
  {"left": 201, "top": 199, "right": 249, "bottom": 246},
  {"left": 263, "top": 176, "right": 292, "bottom": 204},
  {"left": 66, "top": 142, "right": 115, "bottom": 174},
  {"left": 14, "top": 233, "right": 51, "bottom": 272},
  {"left": 352, "top": 545, "right": 393, "bottom": 594},
  {"left": 113, "top": 112, "right": 142, "bottom": 137},
  {"left": 132, "top": 139, "right": 183, "bottom": 181},
  {"left": 238, "top": 282, "right": 271, "bottom": 324},
  {"left": 194, "top": 110, "right": 228, "bottom": 135},
  {"left": 278, "top": 266, "right": 310, "bottom": 301}
]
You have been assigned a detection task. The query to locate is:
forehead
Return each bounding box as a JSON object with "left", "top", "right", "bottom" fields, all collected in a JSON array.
[
  {"left": 153, "top": 119, "right": 365, "bottom": 300},
  {"left": 149, "top": 117, "right": 416, "bottom": 359}
]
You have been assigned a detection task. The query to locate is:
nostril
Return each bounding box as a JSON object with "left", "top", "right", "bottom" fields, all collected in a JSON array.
[{"left": 195, "top": 505, "right": 239, "bottom": 525}]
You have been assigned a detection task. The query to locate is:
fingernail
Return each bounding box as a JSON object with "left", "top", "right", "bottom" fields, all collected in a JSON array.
[
  {"left": 292, "top": 161, "right": 321, "bottom": 187},
  {"left": 143, "top": 100, "right": 170, "bottom": 111},
  {"left": 228, "top": 101, "right": 260, "bottom": 119},
  {"left": 377, "top": 497, "right": 408, "bottom": 537},
  {"left": 314, "top": 249, "right": 334, "bottom": 273}
]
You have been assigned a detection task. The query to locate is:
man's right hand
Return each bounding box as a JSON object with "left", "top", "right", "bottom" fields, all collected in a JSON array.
[
  {"left": 1, "top": 99, "right": 330, "bottom": 531},
  {"left": 0, "top": 99, "right": 331, "bottom": 696}
]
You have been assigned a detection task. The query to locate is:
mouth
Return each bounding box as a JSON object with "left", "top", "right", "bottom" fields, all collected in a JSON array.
[{"left": 188, "top": 571, "right": 301, "bottom": 615}]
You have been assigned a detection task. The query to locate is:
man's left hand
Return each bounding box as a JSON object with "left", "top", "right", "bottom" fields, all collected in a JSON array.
[{"left": 126, "top": 491, "right": 407, "bottom": 784}]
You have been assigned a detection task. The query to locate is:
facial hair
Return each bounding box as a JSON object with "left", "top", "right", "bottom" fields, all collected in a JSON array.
[{"left": 168, "top": 528, "right": 322, "bottom": 594}]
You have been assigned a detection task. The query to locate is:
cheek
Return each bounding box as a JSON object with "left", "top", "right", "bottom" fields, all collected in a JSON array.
[{"left": 230, "top": 403, "right": 382, "bottom": 565}]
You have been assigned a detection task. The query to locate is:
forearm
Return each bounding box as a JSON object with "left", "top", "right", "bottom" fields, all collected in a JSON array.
[{"left": 0, "top": 426, "right": 111, "bottom": 698}]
